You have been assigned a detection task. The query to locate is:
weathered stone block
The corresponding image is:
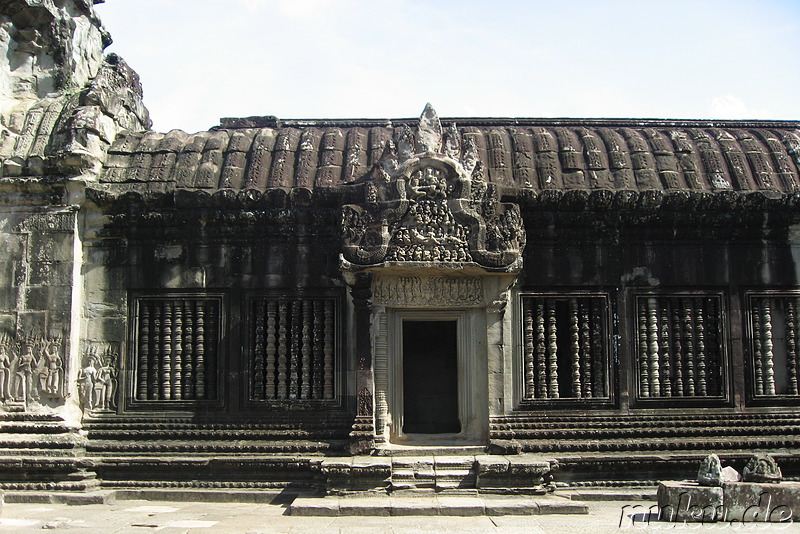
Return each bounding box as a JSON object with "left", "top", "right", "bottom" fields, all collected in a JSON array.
[
  {"left": 15, "top": 212, "right": 75, "bottom": 233},
  {"left": 723, "top": 481, "right": 800, "bottom": 522},
  {"left": 657, "top": 481, "right": 723, "bottom": 522},
  {"left": 28, "top": 262, "right": 73, "bottom": 286},
  {"left": 321, "top": 457, "right": 391, "bottom": 495},
  {"left": 476, "top": 455, "right": 551, "bottom": 492},
  {"left": 0, "top": 287, "right": 18, "bottom": 310},
  {"left": 0, "top": 234, "right": 26, "bottom": 258},
  {"left": 17, "top": 310, "right": 46, "bottom": 335},
  {"left": 28, "top": 234, "right": 75, "bottom": 263},
  {"left": 24, "top": 285, "right": 72, "bottom": 312},
  {"left": 0, "top": 314, "right": 15, "bottom": 333}
]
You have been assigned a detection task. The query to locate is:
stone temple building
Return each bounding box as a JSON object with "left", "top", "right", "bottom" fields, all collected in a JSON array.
[{"left": 1, "top": 0, "right": 799, "bottom": 493}]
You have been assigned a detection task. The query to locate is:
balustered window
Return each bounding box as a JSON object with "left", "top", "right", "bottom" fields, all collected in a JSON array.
[
  {"left": 747, "top": 293, "right": 800, "bottom": 397},
  {"left": 520, "top": 294, "right": 611, "bottom": 401},
  {"left": 634, "top": 294, "right": 726, "bottom": 400},
  {"left": 130, "top": 294, "right": 223, "bottom": 404},
  {"left": 247, "top": 295, "right": 338, "bottom": 403}
]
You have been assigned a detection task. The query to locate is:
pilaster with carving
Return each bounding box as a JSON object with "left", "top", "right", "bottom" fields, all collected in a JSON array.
[{"left": 348, "top": 272, "right": 375, "bottom": 454}]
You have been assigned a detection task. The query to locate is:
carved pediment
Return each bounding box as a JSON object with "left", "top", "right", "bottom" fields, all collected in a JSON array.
[{"left": 340, "top": 104, "right": 525, "bottom": 271}]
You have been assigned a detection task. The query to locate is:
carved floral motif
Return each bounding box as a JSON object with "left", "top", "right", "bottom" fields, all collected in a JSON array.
[{"left": 340, "top": 104, "right": 525, "bottom": 271}]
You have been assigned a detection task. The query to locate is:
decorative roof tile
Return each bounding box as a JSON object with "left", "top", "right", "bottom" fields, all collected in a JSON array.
[{"left": 97, "top": 107, "right": 800, "bottom": 200}]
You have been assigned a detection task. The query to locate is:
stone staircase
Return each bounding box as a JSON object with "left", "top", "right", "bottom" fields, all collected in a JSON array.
[
  {"left": 321, "top": 454, "right": 556, "bottom": 495},
  {"left": 489, "top": 411, "right": 800, "bottom": 486},
  {"left": 0, "top": 413, "right": 98, "bottom": 491}
]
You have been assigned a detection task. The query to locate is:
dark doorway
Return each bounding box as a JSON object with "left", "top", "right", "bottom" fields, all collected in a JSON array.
[{"left": 402, "top": 320, "right": 460, "bottom": 434}]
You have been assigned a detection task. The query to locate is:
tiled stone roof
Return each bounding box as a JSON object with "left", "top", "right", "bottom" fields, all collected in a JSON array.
[{"left": 99, "top": 116, "right": 800, "bottom": 197}]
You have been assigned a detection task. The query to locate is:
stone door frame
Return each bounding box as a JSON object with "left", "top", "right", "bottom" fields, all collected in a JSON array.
[{"left": 385, "top": 307, "right": 484, "bottom": 444}]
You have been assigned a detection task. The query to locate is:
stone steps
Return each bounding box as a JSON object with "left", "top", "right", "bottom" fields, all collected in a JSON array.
[
  {"left": 86, "top": 428, "right": 350, "bottom": 440},
  {"left": 322, "top": 454, "right": 556, "bottom": 495},
  {"left": 288, "top": 493, "right": 588, "bottom": 516},
  {"left": 490, "top": 425, "right": 800, "bottom": 439},
  {"left": 85, "top": 439, "right": 348, "bottom": 454},
  {"left": 491, "top": 435, "right": 800, "bottom": 453},
  {"left": 550, "top": 449, "right": 800, "bottom": 487}
]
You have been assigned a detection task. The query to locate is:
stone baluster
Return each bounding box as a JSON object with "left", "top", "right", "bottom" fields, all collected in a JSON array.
[
  {"left": 569, "top": 299, "right": 581, "bottom": 398},
  {"left": 789, "top": 299, "right": 799, "bottom": 395},
  {"left": 580, "top": 302, "right": 592, "bottom": 398},
  {"left": 660, "top": 306, "right": 671, "bottom": 397},
  {"left": 253, "top": 300, "right": 266, "bottom": 400},
  {"left": 638, "top": 300, "right": 650, "bottom": 397},
  {"left": 753, "top": 298, "right": 764, "bottom": 395},
  {"left": 672, "top": 303, "right": 683, "bottom": 396},
  {"left": 591, "top": 299, "right": 604, "bottom": 397},
  {"left": 647, "top": 297, "right": 660, "bottom": 397},
  {"left": 205, "top": 302, "right": 217, "bottom": 399},
  {"left": 162, "top": 301, "right": 173, "bottom": 400},
  {"left": 195, "top": 302, "right": 206, "bottom": 399},
  {"left": 151, "top": 302, "right": 162, "bottom": 399},
  {"left": 312, "top": 300, "right": 324, "bottom": 399},
  {"left": 277, "top": 302, "right": 288, "bottom": 399},
  {"left": 683, "top": 299, "right": 695, "bottom": 396},
  {"left": 265, "top": 300, "right": 277, "bottom": 399},
  {"left": 523, "top": 299, "right": 536, "bottom": 398},
  {"left": 289, "top": 300, "right": 301, "bottom": 399},
  {"left": 695, "top": 298, "right": 707, "bottom": 396},
  {"left": 535, "top": 301, "right": 547, "bottom": 398},
  {"left": 706, "top": 299, "right": 719, "bottom": 396},
  {"left": 762, "top": 300, "right": 776, "bottom": 395},
  {"left": 323, "top": 299, "right": 334, "bottom": 399},
  {"left": 546, "top": 300, "right": 559, "bottom": 398},
  {"left": 138, "top": 301, "right": 150, "bottom": 400},
  {"left": 183, "top": 301, "right": 194, "bottom": 400},
  {"left": 173, "top": 301, "right": 183, "bottom": 400},
  {"left": 301, "top": 300, "right": 312, "bottom": 399}
]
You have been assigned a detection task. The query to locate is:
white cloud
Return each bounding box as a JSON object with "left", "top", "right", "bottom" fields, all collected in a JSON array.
[
  {"left": 708, "top": 95, "right": 775, "bottom": 120},
  {"left": 276, "top": 0, "right": 335, "bottom": 20}
]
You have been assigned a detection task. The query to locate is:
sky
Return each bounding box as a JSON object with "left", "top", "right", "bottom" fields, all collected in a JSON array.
[{"left": 95, "top": 0, "right": 800, "bottom": 134}]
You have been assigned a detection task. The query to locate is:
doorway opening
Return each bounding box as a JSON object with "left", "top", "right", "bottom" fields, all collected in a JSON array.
[{"left": 402, "top": 320, "right": 460, "bottom": 434}]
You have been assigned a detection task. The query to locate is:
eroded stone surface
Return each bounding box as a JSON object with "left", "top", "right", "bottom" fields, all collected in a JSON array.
[
  {"left": 742, "top": 454, "right": 783, "bottom": 483},
  {"left": 697, "top": 454, "right": 723, "bottom": 487},
  {"left": 657, "top": 481, "right": 723, "bottom": 522}
]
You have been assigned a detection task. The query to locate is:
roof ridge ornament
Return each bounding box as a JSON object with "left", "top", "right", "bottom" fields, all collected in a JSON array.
[{"left": 416, "top": 103, "right": 442, "bottom": 155}]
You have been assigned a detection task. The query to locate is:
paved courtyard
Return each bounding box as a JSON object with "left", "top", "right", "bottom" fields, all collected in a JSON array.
[{"left": 2, "top": 498, "right": 799, "bottom": 533}]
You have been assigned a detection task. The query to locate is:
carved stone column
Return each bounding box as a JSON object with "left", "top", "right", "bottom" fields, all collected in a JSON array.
[{"left": 347, "top": 272, "right": 375, "bottom": 454}]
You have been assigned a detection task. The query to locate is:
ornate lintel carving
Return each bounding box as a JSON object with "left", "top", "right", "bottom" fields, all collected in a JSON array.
[
  {"left": 339, "top": 104, "right": 525, "bottom": 272},
  {"left": 372, "top": 276, "right": 483, "bottom": 307}
]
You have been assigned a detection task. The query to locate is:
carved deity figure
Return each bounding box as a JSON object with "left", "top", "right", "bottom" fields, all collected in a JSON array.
[
  {"left": 0, "top": 344, "right": 11, "bottom": 401},
  {"left": 13, "top": 344, "right": 37, "bottom": 403},
  {"left": 43, "top": 342, "right": 63, "bottom": 396},
  {"left": 77, "top": 356, "right": 98, "bottom": 411},
  {"left": 96, "top": 356, "right": 118, "bottom": 411},
  {"left": 78, "top": 350, "right": 118, "bottom": 412}
]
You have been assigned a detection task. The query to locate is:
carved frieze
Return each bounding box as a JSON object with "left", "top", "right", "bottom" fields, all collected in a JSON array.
[
  {"left": 372, "top": 276, "right": 483, "bottom": 307},
  {"left": 340, "top": 104, "right": 525, "bottom": 271},
  {"left": 78, "top": 343, "right": 119, "bottom": 413},
  {"left": 0, "top": 332, "right": 65, "bottom": 408}
]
